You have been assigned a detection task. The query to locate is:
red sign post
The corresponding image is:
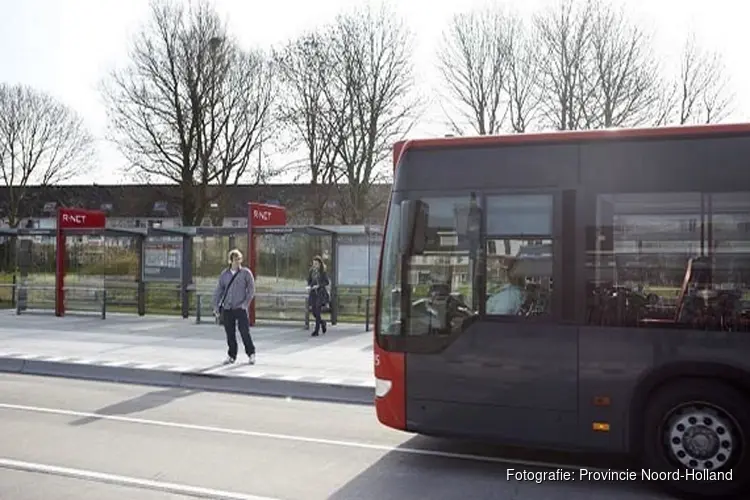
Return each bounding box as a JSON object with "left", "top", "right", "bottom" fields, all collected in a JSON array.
[
  {"left": 56, "top": 207, "right": 107, "bottom": 316},
  {"left": 247, "top": 202, "right": 287, "bottom": 325}
]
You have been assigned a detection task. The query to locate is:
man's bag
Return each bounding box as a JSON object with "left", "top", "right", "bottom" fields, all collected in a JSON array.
[{"left": 216, "top": 270, "right": 240, "bottom": 326}]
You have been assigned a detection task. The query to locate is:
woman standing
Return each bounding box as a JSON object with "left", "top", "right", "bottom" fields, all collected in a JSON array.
[{"left": 307, "top": 255, "right": 330, "bottom": 336}]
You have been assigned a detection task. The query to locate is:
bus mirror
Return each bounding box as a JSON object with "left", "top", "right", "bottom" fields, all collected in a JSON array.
[
  {"left": 412, "top": 200, "right": 428, "bottom": 254},
  {"left": 400, "top": 200, "right": 428, "bottom": 255},
  {"left": 399, "top": 200, "right": 415, "bottom": 254}
]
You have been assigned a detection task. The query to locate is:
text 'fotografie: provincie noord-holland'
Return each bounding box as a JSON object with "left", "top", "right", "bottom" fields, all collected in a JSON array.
[{"left": 507, "top": 468, "right": 733, "bottom": 483}]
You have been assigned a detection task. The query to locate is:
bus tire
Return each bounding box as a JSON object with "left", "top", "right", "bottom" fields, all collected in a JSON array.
[{"left": 641, "top": 378, "right": 750, "bottom": 499}]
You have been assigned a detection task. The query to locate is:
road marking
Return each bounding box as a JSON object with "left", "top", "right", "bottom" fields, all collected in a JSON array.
[
  {"left": 99, "top": 360, "right": 133, "bottom": 367},
  {"left": 134, "top": 363, "right": 165, "bottom": 370},
  {"left": 16, "top": 354, "right": 45, "bottom": 360},
  {"left": 128, "top": 323, "right": 173, "bottom": 332},
  {"left": 38, "top": 356, "right": 71, "bottom": 363},
  {"left": 0, "top": 402, "right": 608, "bottom": 472},
  {"left": 0, "top": 458, "right": 279, "bottom": 500}
]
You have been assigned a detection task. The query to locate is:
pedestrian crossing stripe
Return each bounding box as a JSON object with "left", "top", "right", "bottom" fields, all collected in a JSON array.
[{"left": 0, "top": 352, "right": 375, "bottom": 388}]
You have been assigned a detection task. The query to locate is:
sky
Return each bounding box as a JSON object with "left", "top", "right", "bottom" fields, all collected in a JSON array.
[{"left": 0, "top": 0, "right": 747, "bottom": 185}]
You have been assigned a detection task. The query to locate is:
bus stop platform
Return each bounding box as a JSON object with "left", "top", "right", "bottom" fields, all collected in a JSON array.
[{"left": 0, "top": 311, "right": 374, "bottom": 405}]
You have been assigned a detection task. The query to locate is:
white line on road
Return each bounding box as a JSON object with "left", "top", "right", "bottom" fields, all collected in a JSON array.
[
  {"left": 37, "top": 356, "right": 71, "bottom": 363},
  {"left": 99, "top": 361, "right": 134, "bottom": 367},
  {"left": 0, "top": 457, "right": 281, "bottom": 500},
  {"left": 128, "top": 323, "right": 174, "bottom": 332},
  {"left": 0, "top": 402, "right": 608, "bottom": 473},
  {"left": 255, "top": 327, "right": 309, "bottom": 336}
]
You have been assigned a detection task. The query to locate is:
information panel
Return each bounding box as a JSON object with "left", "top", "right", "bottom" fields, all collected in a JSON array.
[
  {"left": 143, "top": 236, "right": 183, "bottom": 282},
  {"left": 336, "top": 243, "right": 380, "bottom": 287}
]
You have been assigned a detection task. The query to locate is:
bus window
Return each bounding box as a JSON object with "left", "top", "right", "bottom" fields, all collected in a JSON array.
[
  {"left": 378, "top": 200, "right": 402, "bottom": 336},
  {"left": 485, "top": 238, "right": 553, "bottom": 316},
  {"left": 486, "top": 194, "right": 552, "bottom": 235},
  {"left": 586, "top": 192, "right": 750, "bottom": 331},
  {"left": 377, "top": 194, "right": 483, "bottom": 337},
  {"left": 406, "top": 195, "right": 481, "bottom": 336},
  {"left": 484, "top": 194, "right": 554, "bottom": 317}
]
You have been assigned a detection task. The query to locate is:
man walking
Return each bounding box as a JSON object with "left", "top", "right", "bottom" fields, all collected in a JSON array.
[{"left": 213, "top": 249, "right": 256, "bottom": 365}]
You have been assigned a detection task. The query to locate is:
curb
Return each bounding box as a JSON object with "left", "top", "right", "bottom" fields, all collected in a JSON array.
[{"left": 0, "top": 357, "right": 374, "bottom": 406}]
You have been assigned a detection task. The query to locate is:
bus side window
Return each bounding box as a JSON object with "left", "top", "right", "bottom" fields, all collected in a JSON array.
[
  {"left": 485, "top": 238, "right": 553, "bottom": 316},
  {"left": 585, "top": 192, "right": 750, "bottom": 332},
  {"left": 484, "top": 194, "right": 554, "bottom": 318}
]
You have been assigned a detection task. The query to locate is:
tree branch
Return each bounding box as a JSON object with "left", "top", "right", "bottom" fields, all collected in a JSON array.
[{"left": 0, "top": 84, "right": 93, "bottom": 227}]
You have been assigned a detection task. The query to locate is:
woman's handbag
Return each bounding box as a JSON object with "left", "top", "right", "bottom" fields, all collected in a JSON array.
[{"left": 319, "top": 286, "right": 331, "bottom": 307}]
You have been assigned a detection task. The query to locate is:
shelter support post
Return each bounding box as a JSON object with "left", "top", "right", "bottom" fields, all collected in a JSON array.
[
  {"left": 136, "top": 234, "right": 146, "bottom": 316},
  {"left": 10, "top": 274, "right": 16, "bottom": 310},
  {"left": 16, "top": 237, "right": 30, "bottom": 312},
  {"left": 248, "top": 231, "right": 257, "bottom": 326},
  {"left": 330, "top": 233, "right": 338, "bottom": 325},
  {"left": 181, "top": 234, "right": 193, "bottom": 319},
  {"left": 196, "top": 294, "right": 202, "bottom": 324},
  {"left": 55, "top": 228, "right": 65, "bottom": 317}
]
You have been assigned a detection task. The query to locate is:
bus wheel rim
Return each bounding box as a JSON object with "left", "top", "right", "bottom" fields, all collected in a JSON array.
[{"left": 663, "top": 402, "right": 740, "bottom": 472}]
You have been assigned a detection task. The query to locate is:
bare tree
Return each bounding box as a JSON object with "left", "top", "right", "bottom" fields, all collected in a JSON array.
[
  {"left": 101, "top": 0, "right": 276, "bottom": 226},
  {"left": 436, "top": 7, "right": 511, "bottom": 135},
  {"left": 665, "top": 33, "right": 734, "bottom": 125},
  {"left": 586, "top": 1, "right": 662, "bottom": 128},
  {"left": 504, "top": 15, "right": 541, "bottom": 133},
  {"left": 325, "top": 3, "right": 420, "bottom": 223},
  {"left": 533, "top": 0, "right": 595, "bottom": 131},
  {"left": 649, "top": 76, "right": 679, "bottom": 127},
  {"left": 532, "top": 0, "right": 666, "bottom": 130},
  {"left": 274, "top": 32, "right": 341, "bottom": 224},
  {"left": 0, "top": 83, "right": 93, "bottom": 227}
]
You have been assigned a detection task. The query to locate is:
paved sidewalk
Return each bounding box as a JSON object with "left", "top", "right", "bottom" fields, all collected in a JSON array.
[{"left": 0, "top": 310, "right": 374, "bottom": 403}]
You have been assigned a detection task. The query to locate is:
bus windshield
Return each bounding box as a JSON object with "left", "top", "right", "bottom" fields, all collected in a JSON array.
[
  {"left": 378, "top": 193, "right": 482, "bottom": 337},
  {"left": 378, "top": 200, "right": 402, "bottom": 336}
]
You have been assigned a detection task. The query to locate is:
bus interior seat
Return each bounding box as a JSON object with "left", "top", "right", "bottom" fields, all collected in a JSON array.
[{"left": 640, "top": 256, "right": 706, "bottom": 326}]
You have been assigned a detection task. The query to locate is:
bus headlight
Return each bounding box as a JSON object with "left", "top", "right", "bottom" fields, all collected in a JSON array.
[{"left": 375, "top": 378, "right": 392, "bottom": 398}]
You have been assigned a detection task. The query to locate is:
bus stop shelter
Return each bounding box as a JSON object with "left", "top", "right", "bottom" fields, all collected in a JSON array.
[
  {"left": 249, "top": 223, "right": 382, "bottom": 325},
  {"left": 2, "top": 204, "right": 382, "bottom": 327},
  {"left": 1, "top": 216, "right": 250, "bottom": 318}
]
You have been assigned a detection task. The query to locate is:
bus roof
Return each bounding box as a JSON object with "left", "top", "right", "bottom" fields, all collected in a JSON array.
[{"left": 394, "top": 123, "right": 750, "bottom": 157}]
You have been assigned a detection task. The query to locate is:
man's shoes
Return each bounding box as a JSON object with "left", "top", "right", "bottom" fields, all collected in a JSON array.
[
  {"left": 223, "top": 356, "right": 236, "bottom": 365},
  {"left": 248, "top": 354, "right": 256, "bottom": 365}
]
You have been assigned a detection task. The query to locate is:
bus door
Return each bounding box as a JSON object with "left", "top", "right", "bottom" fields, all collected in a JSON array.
[{"left": 401, "top": 191, "right": 579, "bottom": 445}]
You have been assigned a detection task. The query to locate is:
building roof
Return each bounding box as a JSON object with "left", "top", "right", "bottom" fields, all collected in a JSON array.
[{"left": 0, "top": 183, "right": 392, "bottom": 225}]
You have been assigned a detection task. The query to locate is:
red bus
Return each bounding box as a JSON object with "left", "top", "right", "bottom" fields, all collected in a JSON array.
[{"left": 373, "top": 124, "right": 750, "bottom": 499}]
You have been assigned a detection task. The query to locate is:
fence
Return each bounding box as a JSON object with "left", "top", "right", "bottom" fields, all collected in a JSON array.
[{"left": 0, "top": 280, "right": 377, "bottom": 331}]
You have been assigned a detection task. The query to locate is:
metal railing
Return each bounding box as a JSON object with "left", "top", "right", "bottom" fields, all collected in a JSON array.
[
  {"left": 1, "top": 284, "right": 109, "bottom": 319},
  {"left": 0, "top": 282, "right": 375, "bottom": 331},
  {"left": 194, "top": 291, "right": 373, "bottom": 331}
]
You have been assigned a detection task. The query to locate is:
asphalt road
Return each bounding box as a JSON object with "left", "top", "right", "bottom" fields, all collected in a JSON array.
[{"left": 0, "top": 374, "right": 676, "bottom": 500}]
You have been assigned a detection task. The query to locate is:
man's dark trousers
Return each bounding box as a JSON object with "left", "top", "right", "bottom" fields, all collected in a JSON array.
[{"left": 222, "top": 308, "right": 255, "bottom": 359}]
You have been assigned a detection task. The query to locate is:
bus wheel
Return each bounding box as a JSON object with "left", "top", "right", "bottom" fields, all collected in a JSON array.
[{"left": 641, "top": 379, "right": 750, "bottom": 499}]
